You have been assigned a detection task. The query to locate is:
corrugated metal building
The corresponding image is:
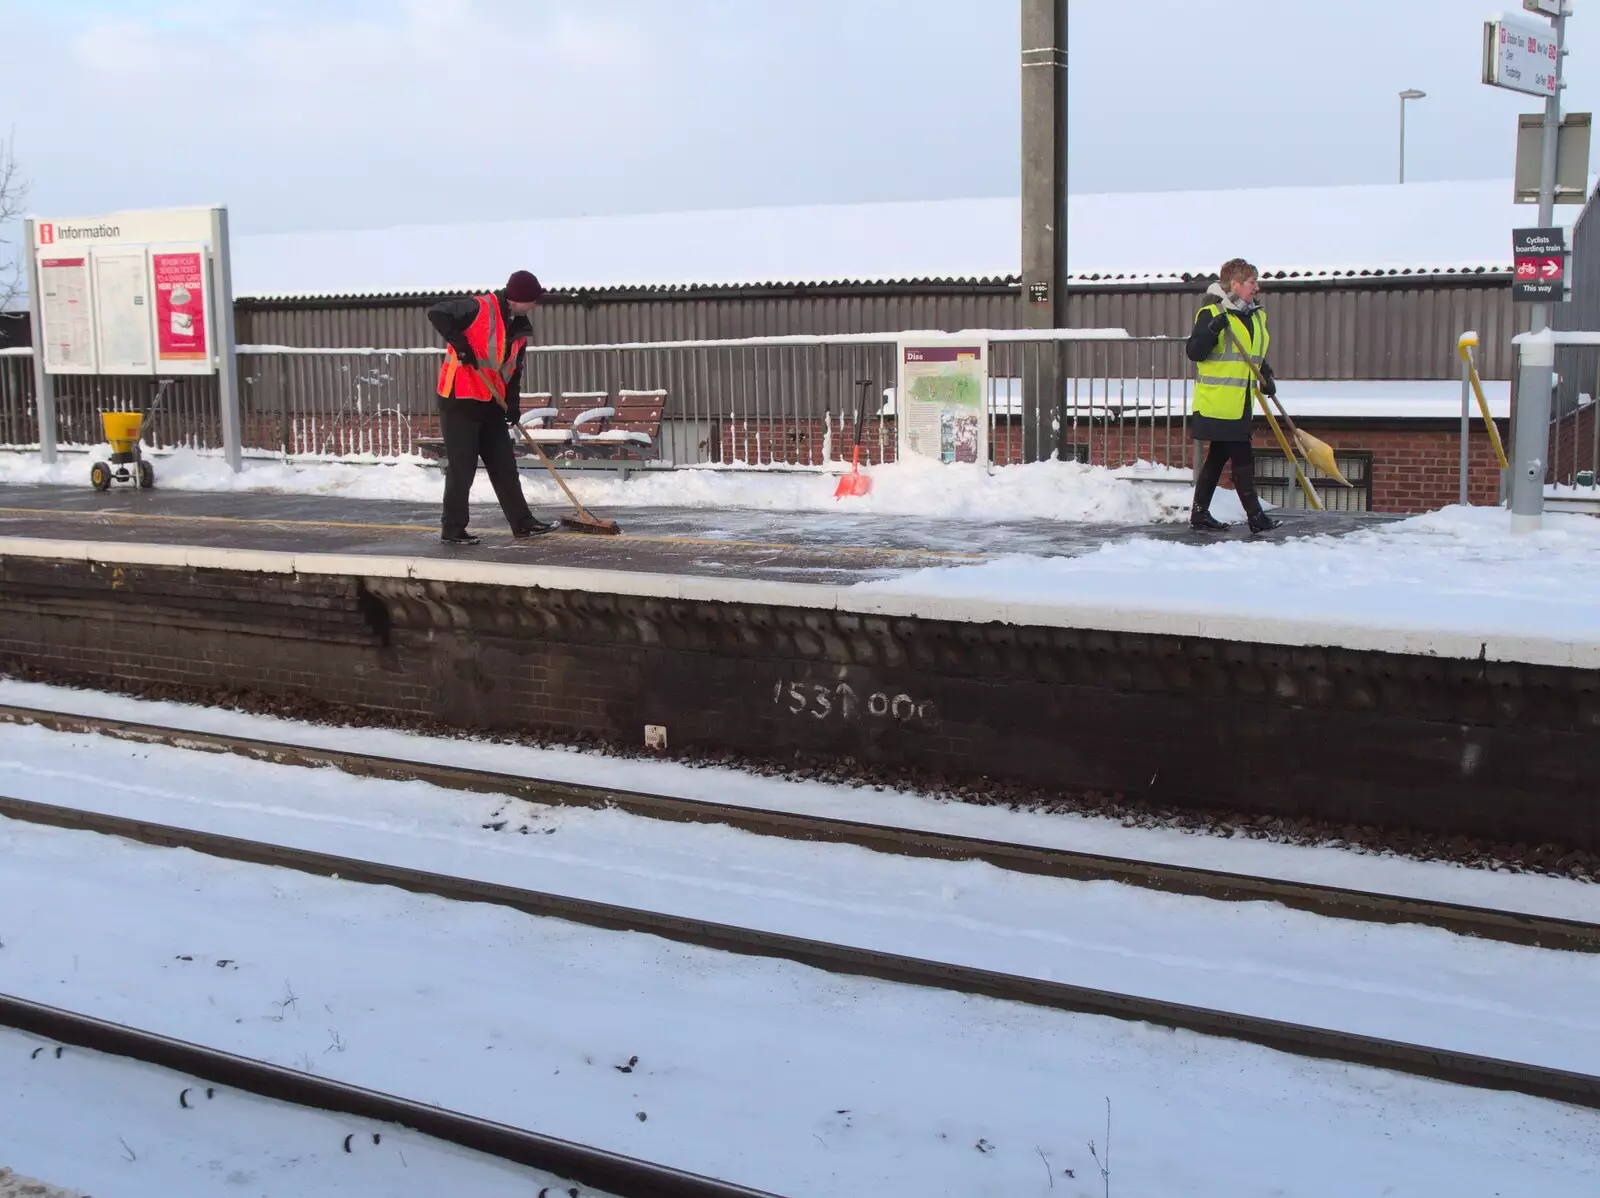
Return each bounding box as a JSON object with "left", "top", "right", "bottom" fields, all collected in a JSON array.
[
  {"left": 234, "top": 266, "right": 1527, "bottom": 380},
  {"left": 7, "top": 179, "right": 1580, "bottom": 512},
  {"left": 224, "top": 178, "right": 1548, "bottom": 379}
]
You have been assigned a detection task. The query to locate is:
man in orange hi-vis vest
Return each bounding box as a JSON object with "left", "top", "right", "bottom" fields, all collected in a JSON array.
[{"left": 426, "top": 270, "right": 555, "bottom": 545}]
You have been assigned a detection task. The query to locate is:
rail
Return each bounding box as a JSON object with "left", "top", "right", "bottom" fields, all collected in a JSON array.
[
  {"left": 0, "top": 993, "right": 781, "bottom": 1198},
  {"left": 1, "top": 702, "right": 1593, "bottom": 953},
  {"left": 4, "top": 789, "right": 1598, "bottom": 1111},
  {"left": 0, "top": 331, "right": 1199, "bottom": 472}
]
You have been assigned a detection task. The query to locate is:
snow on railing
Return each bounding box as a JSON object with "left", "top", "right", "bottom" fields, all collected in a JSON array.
[
  {"left": 235, "top": 328, "right": 1141, "bottom": 356},
  {"left": 3, "top": 329, "right": 1198, "bottom": 470}
]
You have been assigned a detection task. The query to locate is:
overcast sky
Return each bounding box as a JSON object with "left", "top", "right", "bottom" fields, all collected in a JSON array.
[{"left": 0, "top": 0, "right": 1589, "bottom": 235}]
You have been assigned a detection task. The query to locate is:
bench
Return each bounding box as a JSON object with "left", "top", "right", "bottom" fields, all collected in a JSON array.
[{"left": 415, "top": 389, "right": 666, "bottom": 465}]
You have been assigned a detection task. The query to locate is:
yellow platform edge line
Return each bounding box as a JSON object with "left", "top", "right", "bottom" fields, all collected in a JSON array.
[{"left": 0, "top": 506, "right": 987, "bottom": 561}]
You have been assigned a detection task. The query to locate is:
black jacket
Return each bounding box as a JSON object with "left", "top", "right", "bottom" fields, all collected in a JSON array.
[{"left": 427, "top": 291, "right": 533, "bottom": 417}]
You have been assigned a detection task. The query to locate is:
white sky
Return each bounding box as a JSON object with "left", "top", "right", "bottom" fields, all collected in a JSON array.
[{"left": 0, "top": 0, "right": 1589, "bottom": 235}]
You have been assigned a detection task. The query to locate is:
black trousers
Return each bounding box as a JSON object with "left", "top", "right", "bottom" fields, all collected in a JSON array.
[
  {"left": 1192, "top": 439, "right": 1264, "bottom": 518},
  {"left": 439, "top": 397, "right": 534, "bottom": 535}
]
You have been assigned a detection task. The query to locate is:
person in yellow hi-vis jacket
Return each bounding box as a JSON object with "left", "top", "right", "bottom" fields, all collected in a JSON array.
[{"left": 1185, "top": 257, "right": 1282, "bottom": 534}]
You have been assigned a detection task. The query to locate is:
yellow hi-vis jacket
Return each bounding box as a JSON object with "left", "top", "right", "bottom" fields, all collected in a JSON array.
[{"left": 1194, "top": 303, "right": 1269, "bottom": 422}]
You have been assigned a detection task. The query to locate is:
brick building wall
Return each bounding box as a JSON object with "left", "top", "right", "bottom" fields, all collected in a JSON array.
[
  {"left": 0, "top": 556, "right": 1597, "bottom": 849},
  {"left": 1245, "top": 424, "right": 1509, "bottom": 513},
  {"left": 1550, "top": 403, "right": 1599, "bottom": 486},
  {"left": 717, "top": 416, "right": 1510, "bottom": 513}
]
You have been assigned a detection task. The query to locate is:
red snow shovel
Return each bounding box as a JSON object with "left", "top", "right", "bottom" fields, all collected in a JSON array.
[{"left": 834, "top": 379, "right": 874, "bottom": 499}]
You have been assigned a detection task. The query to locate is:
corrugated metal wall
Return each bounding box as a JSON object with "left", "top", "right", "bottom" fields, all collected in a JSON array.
[
  {"left": 237, "top": 273, "right": 1524, "bottom": 379},
  {"left": 1554, "top": 187, "right": 1600, "bottom": 418}
]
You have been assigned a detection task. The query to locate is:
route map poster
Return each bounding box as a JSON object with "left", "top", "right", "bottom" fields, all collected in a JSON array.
[
  {"left": 896, "top": 340, "right": 988, "bottom": 465},
  {"left": 152, "top": 248, "right": 211, "bottom": 368},
  {"left": 37, "top": 257, "right": 98, "bottom": 374},
  {"left": 92, "top": 247, "right": 156, "bottom": 374}
]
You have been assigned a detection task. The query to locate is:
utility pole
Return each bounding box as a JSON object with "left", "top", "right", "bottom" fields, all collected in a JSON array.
[
  {"left": 1020, "top": 0, "right": 1068, "bottom": 462},
  {"left": 1510, "top": 2, "right": 1568, "bottom": 532}
]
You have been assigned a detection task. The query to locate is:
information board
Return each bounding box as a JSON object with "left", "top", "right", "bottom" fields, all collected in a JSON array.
[
  {"left": 32, "top": 207, "right": 218, "bottom": 376},
  {"left": 38, "top": 256, "right": 98, "bottom": 374},
  {"left": 896, "top": 340, "right": 988, "bottom": 465},
  {"left": 151, "top": 246, "right": 212, "bottom": 373},
  {"left": 91, "top": 246, "right": 155, "bottom": 374}
]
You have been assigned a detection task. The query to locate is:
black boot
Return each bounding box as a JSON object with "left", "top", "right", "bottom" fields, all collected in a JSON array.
[
  {"left": 1247, "top": 511, "right": 1282, "bottom": 535},
  {"left": 1190, "top": 507, "right": 1229, "bottom": 532},
  {"left": 440, "top": 528, "right": 481, "bottom": 545},
  {"left": 513, "top": 517, "right": 558, "bottom": 538}
]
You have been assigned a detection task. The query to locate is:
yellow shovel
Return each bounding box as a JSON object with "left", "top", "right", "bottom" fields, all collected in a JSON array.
[
  {"left": 1457, "top": 333, "right": 1510, "bottom": 471},
  {"left": 1222, "top": 319, "right": 1352, "bottom": 495}
]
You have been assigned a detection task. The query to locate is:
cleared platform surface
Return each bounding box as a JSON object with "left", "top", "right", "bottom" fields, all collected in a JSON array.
[{"left": 0, "top": 484, "right": 1389, "bottom": 585}]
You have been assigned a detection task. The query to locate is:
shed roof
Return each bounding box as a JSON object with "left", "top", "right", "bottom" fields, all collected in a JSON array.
[{"left": 229, "top": 178, "right": 1585, "bottom": 301}]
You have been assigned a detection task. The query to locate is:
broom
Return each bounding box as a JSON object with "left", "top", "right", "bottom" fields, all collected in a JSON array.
[
  {"left": 510, "top": 409, "right": 621, "bottom": 536},
  {"left": 466, "top": 362, "right": 622, "bottom": 535}
]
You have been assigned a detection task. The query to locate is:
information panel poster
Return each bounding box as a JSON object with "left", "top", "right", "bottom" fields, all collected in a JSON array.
[
  {"left": 896, "top": 340, "right": 988, "bottom": 465},
  {"left": 151, "top": 246, "right": 212, "bottom": 373},
  {"left": 38, "top": 256, "right": 98, "bottom": 374},
  {"left": 91, "top": 246, "right": 155, "bottom": 374}
]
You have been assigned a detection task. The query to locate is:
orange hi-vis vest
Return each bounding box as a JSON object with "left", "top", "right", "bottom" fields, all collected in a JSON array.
[{"left": 436, "top": 294, "right": 526, "bottom": 403}]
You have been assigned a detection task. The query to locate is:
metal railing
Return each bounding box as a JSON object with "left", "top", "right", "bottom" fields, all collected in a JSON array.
[
  {"left": 1547, "top": 343, "right": 1600, "bottom": 490},
  {"left": 0, "top": 333, "right": 1198, "bottom": 470}
]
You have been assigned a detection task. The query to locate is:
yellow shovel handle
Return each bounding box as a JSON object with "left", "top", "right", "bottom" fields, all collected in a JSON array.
[
  {"left": 1222, "top": 318, "right": 1324, "bottom": 511},
  {"left": 1457, "top": 338, "right": 1510, "bottom": 471}
]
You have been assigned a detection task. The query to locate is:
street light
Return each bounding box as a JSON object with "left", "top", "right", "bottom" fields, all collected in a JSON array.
[{"left": 1399, "top": 89, "right": 1426, "bottom": 183}]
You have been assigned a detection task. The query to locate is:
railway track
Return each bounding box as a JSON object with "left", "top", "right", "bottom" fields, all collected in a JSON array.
[
  {"left": 0, "top": 993, "right": 781, "bottom": 1198},
  {"left": 1, "top": 701, "right": 1596, "bottom": 954},
  {"left": 3, "top": 789, "right": 1599, "bottom": 1112}
]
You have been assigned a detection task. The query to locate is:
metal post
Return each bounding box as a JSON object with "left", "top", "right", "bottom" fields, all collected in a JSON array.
[
  {"left": 1398, "top": 90, "right": 1425, "bottom": 183},
  {"left": 20, "top": 219, "right": 56, "bottom": 464},
  {"left": 1020, "top": 0, "right": 1067, "bottom": 462},
  {"left": 208, "top": 205, "right": 243, "bottom": 472},
  {"left": 1511, "top": 5, "right": 1567, "bottom": 531},
  {"left": 1511, "top": 330, "right": 1555, "bottom": 532},
  {"left": 1400, "top": 96, "right": 1407, "bottom": 184},
  {"left": 1459, "top": 349, "right": 1471, "bottom": 506}
]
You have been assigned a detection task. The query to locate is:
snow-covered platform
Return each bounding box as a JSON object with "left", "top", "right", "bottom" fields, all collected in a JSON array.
[
  {"left": 0, "top": 483, "right": 1382, "bottom": 586},
  {"left": 0, "top": 479, "right": 1595, "bottom": 852}
]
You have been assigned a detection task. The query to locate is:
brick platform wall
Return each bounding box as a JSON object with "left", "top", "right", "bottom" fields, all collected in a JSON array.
[{"left": 1, "top": 556, "right": 1596, "bottom": 850}]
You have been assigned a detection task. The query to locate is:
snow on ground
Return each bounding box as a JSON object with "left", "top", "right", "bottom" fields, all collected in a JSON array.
[
  {"left": 0, "top": 1028, "right": 586, "bottom": 1198},
  {"left": 858, "top": 504, "right": 1600, "bottom": 645},
  {"left": 3, "top": 815, "right": 1598, "bottom": 1198},
  {"left": 1, "top": 708, "right": 1598, "bottom": 1079},
  {"left": 2, "top": 676, "right": 1592, "bottom": 922},
  {"left": 0, "top": 448, "right": 1237, "bottom": 524}
]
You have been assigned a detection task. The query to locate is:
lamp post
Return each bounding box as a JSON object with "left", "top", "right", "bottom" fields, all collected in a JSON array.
[{"left": 1398, "top": 89, "right": 1426, "bottom": 183}]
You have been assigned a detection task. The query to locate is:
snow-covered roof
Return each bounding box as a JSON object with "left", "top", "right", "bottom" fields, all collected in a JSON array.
[{"left": 229, "top": 178, "right": 1589, "bottom": 301}]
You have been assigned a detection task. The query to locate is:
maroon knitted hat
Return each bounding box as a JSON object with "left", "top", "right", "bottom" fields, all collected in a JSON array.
[{"left": 504, "top": 270, "right": 544, "bottom": 303}]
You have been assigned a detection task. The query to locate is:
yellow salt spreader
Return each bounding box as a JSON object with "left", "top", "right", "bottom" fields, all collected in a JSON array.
[{"left": 90, "top": 411, "right": 155, "bottom": 491}]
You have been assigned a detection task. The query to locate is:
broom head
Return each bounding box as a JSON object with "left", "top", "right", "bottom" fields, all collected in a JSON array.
[
  {"left": 560, "top": 514, "right": 622, "bottom": 536},
  {"left": 1293, "top": 429, "right": 1352, "bottom": 488}
]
